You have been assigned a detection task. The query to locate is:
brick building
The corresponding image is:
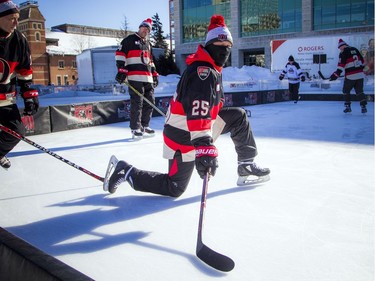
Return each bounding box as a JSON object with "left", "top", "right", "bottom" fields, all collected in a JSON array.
[{"left": 17, "top": 1, "right": 122, "bottom": 86}]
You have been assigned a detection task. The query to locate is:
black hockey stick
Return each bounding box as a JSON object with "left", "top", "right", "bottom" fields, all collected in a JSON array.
[
  {"left": 318, "top": 70, "right": 329, "bottom": 80},
  {"left": 124, "top": 81, "right": 166, "bottom": 117},
  {"left": 196, "top": 172, "right": 235, "bottom": 272},
  {"left": 0, "top": 124, "right": 104, "bottom": 182},
  {"left": 318, "top": 71, "right": 343, "bottom": 80}
]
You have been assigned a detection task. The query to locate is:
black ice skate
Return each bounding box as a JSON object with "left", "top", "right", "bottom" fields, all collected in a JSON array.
[
  {"left": 237, "top": 161, "right": 270, "bottom": 186},
  {"left": 142, "top": 126, "right": 155, "bottom": 137},
  {"left": 343, "top": 103, "right": 352, "bottom": 113},
  {"left": 131, "top": 129, "right": 144, "bottom": 139},
  {"left": 0, "top": 156, "right": 11, "bottom": 169},
  {"left": 294, "top": 96, "right": 301, "bottom": 104},
  {"left": 360, "top": 100, "right": 367, "bottom": 114},
  {"left": 103, "top": 155, "right": 118, "bottom": 191},
  {"left": 107, "top": 160, "right": 134, "bottom": 194}
]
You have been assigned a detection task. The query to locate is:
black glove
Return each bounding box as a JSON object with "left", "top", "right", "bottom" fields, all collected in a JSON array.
[
  {"left": 23, "top": 96, "right": 39, "bottom": 115},
  {"left": 301, "top": 76, "right": 305, "bottom": 82},
  {"left": 279, "top": 74, "right": 285, "bottom": 80},
  {"left": 195, "top": 145, "right": 218, "bottom": 179},
  {"left": 329, "top": 73, "right": 338, "bottom": 81},
  {"left": 153, "top": 76, "right": 159, "bottom": 88},
  {"left": 115, "top": 68, "right": 128, "bottom": 84}
]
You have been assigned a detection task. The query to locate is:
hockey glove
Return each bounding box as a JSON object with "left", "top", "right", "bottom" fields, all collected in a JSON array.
[
  {"left": 279, "top": 74, "right": 285, "bottom": 80},
  {"left": 195, "top": 145, "right": 218, "bottom": 179},
  {"left": 115, "top": 68, "right": 128, "bottom": 84},
  {"left": 23, "top": 96, "right": 39, "bottom": 115},
  {"left": 301, "top": 76, "right": 306, "bottom": 82},
  {"left": 22, "top": 89, "right": 39, "bottom": 115},
  {"left": 329, "top": 73, "right": 339, "bottom": 81},
  {"left": 153, "top": 75, "right": 159, "bottom": 88}
]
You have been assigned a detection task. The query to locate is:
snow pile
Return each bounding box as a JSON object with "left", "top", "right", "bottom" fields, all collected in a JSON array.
[
  {"left": 46, "top": 28, "right": 119, "bottom": 55},
  {"left": 223, "top": 65, "right": 277, "bottom": 81},
  {"left": 32, "top": 65, "right": 374, "bottom": 106}
]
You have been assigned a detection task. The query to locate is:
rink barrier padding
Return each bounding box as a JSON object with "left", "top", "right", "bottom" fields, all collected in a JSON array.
[
  {"left": 19, "top": 90, "right": 374, "bottom": 136},
  {"left": 0, "top": 227, "right": 94, "bottom": 281}
]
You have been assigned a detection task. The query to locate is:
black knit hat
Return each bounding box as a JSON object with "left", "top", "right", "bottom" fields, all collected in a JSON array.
[
  {"left": 0, "top": 0, "right": 19, "bottom": 18},
  {"left": 288, "top": 55, "right": 294, "bottom": 61}
]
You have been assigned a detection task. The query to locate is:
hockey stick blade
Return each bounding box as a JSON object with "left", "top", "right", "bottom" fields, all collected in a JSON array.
[
  {"left": 103, "top": 155, "right": 118, "bottom": 191},
  {"left": 318, "top": 70, "right": 328, "bottom": 80},
  {"left": 196, "top": 242, "right": 235, "bottom": 272},
  {"left": 196, "top": 172, "right": 235, "bottom": 272}
]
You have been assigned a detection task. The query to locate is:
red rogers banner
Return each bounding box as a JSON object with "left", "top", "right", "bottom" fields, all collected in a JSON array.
[{"left": 271, "top": 32, "right": 374, "bottom": 77}]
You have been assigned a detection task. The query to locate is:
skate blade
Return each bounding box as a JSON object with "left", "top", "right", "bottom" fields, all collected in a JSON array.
[
  {"left": 237, "top": 174, "right": 270, "bottom": 186},
  {"left": 142, "top": 132, "right": 155, "bottom": 138},
  {"left": 131, "top": 135, "right": 143, "bottom": 141},
  {"left": 103, "top": 155, "right": 119, "bottom": 191}
]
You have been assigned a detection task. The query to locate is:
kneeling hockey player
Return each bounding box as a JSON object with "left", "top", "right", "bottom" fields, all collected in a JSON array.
[{"left": 104, "top": 15, "right": 270, "bottom": 196}]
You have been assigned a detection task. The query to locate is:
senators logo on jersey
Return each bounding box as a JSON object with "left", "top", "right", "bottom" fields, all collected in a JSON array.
[
  {"left": 197, "top": 66, "right": 210, "bottom": 81},
  {"left": 0, "top": 58, "right": 11, "bottom": 84}
]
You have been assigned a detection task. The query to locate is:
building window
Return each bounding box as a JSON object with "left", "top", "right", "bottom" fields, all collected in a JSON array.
[
  {"left": 18, "top": 23, "right": 27, "bottom": 31},
  {"left": 64, "top": 75, "right": 69, "bottom": 85},
  {"left": 240, "top": 0, "right": 302, "bottom": 37},
  {"left": 243, "top": 49, "right": 265, "bottom": 67},
  {"left": 32, "top": 23, "right": 42, "bottom": 29},
  {"left": 182, "top": 0, "right": 231, "bottom": 43},
  {"left": 35, "top": 32, "right": 41, "bottom": 41},
  {"left": 72, "top": 60, "right": 77, "bottom": 69},
  {"left": 313, "top": 0, "right": 374, "bottom": 30},
  {"left": 56, "top": 75, "right": 62, "bottom": 85},
  {"left": 58, "top": 60, "right": 65, "bottom": 69}
]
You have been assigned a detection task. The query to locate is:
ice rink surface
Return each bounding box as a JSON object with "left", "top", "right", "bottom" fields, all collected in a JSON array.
[{"left": 1, "top": 101, "right": 374, "bottom": 281}]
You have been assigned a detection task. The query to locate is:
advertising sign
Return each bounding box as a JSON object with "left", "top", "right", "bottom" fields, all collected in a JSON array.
[{"left": 271, "top": 33, "right": 374, "bottom": 77}]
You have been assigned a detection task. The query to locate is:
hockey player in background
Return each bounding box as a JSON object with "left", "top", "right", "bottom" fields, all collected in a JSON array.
[
  {"left": 115, "top": 18, "right": 159, "bottom": 139},
  {"left": 0, "top": 0, "right": 39, "bottom": 169},
  {"left": 330, "top": 39, "right": 367, "bottom": 114},
  {"left": 279, "top": 55, "right": 305, "bottom": 103},
  {"left": 104, "top": 15, "right": 270, "bottom": 197}
]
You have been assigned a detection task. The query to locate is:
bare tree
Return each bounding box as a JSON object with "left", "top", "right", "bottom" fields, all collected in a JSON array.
[
  {"left": 118, "top": 15, "right": 131, "bottom": 43},
  {"left": 73, "top": 35, "right": 94, "bottom": 53}
]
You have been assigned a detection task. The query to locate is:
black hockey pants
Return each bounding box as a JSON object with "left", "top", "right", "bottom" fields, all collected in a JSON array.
[
  {"left": 342, "top": 78, "right": 367, "bottom": 106},
  {"left": 128, "top": 80, "right": 155, "bottom": 130},
  {"left": 0, "top": 104, "right": 25, "bottom": 157},
  {"left": 288, "top": 82, "right": 300, "bottom": 101}
]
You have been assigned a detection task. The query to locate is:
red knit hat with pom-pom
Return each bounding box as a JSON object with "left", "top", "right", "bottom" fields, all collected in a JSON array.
[
  {"left": 204, "top": 15, "right": 233, "bottom": 47},
  {"left": 139, "top": 18, "right": 152, "bottom": 31},
  {"left": 338, "top": 38, "right": 348, "bottom": 48}
]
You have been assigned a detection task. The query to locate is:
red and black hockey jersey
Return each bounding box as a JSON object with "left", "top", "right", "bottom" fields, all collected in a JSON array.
[
  {"left": 163, "top": 45, "right": 224, "bottom": 162},
  {"left": 0, "top": 28, "right": 37, "bottom": 107},
  {"left": 115, "top": 33, "right": 158, "bottom": 84},
  {"left": 335, "top": 46, "right": 365, "bottom": 80}
]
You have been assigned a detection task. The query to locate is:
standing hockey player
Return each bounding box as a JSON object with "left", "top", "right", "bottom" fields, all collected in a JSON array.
[
  {"left": 279, "top": 55, "right": 305, "bottom": 103},
  {"left": 330, "top": 39, "right": 367, "bottom": 113},
  {"left": 0, "top": 0, "right": 39, "bottom": 169},
  {"left": 115, "top": 17, "right": 159, "bottom": 139},
  {"left": 104, "top": 14, "right": 270, "bottom": 196}
]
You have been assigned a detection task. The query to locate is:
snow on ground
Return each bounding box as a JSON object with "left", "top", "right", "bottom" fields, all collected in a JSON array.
[
  {"left": 1, "top": 100, "right": 374, "bottom": 281},
  {"left": 23, "top": 65, "right": 374, "bottom": 107}
]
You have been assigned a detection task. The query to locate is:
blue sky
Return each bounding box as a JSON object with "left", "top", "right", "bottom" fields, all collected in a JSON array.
[{"left": 14, "top": 0, "right": 170, "bottom": 33}]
